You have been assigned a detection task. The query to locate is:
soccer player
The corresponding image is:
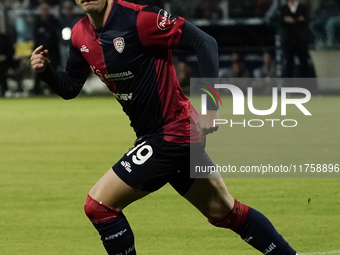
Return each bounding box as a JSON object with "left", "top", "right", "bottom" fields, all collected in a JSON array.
[{"left": 30, "top": 0, "right": 299, "bottom": 254}]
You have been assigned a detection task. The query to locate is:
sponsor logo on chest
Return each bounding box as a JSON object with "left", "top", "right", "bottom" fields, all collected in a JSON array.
[
  {"left": 104, "top": 71, "right": 134, "bottom": 81},
  {"left": 112, "top": 92, "right": 133, "bottom": 101}
]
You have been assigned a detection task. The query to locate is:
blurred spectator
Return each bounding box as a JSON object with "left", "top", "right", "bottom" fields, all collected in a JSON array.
[
  {"left": 220, "top": 53, "right": 251, "bottom": 92},
  {"left": 15, "top": 15, "right": 32, "bottom": 43},
  {"left": 325, "top": 16, "right": 340, "bottom": 48},
  {"left": 175, "top": 61, "right": 192, "bottom": 94},
  {"left": 0, "top": 33, "right": 15, "bottom": 97},
  {"left": 219, "top": 0, "right": 229, "bottom": 19},
  {"left": 252, "top": 51, "right": 276, "bottom": 94},
  {"left": 11, "top": 0, "right": 30, "bottom": 8},
  {"left": 32, "top": 2, "right": 61, "bottom": 95},
  {"left": 193, "top": 0, "right": 223, "bottom": 20},
  {"left": 228, "top": 0, "right": 254, "bottom": 18},
  {"left": 253, "top": 51, "right": 275, "bottom": 78},
  {"left": 281, "top": 0, "right": 316, "bottom": 78},
  {"left": 220, "top": 53, "right": 251, "bottom": 78},
  {"left": 7, "top": 56, "right": 26, "bottom": 95},
  {"left": 309, "top": 0, "right": 340, "bottom": 49},
  {"left": 59, "top": 1, "right": 83, "bottom": 69}
]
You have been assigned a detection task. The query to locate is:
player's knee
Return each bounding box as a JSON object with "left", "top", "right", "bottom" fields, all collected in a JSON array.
[
  {"left": 84, "top": 194, "right": 120, "bottom": 224},
  {"left": 204, "top": 199, "right": 234, "bottom": 222},
  {"left": 206, "top": 209, "right": 231, "bottom": 224},
  {"left": 208, "top": 199, "right": 249, "bottom": 232}
]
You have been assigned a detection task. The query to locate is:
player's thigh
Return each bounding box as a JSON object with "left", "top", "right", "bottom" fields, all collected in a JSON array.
[
  {"left": 89, "top": 168, "right": 150, "bottom": 211},
  {"left": 184, "top": 176, "right": 234, "bottom": 221},
  {"left": 182, "top": 150, "right": 234, "bottom": 221},
  {"left": 89, "top": 138, "right": 180, "bottom": 210}
]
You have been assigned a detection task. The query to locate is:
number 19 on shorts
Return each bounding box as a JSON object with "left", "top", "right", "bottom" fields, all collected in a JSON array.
[{"left": 126, "top": 141, "right": 153, "bottom": 165}]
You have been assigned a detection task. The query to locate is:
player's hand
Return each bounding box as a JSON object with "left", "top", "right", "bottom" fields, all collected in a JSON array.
[
  {"left": 195, "top": 110, "right": 219, "bottom": 144},
  {"left": 30, "top": 45, "right": 51, "bottom": 73}
]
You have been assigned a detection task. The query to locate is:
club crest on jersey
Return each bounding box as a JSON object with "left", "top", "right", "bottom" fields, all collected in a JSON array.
[
  {"left": 113, "top": 37, "right": 125, "bottom": 53},
  {"left": 157, "top": 9, "right": 177, "bottom": 30}
]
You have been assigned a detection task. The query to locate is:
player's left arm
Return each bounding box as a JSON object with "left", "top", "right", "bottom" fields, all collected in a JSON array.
[
  {"left": 176, "top": 21, "right": 220, "bottom": 136},
  {"left": 176, "top": 21, "right": 219, "bottom": 80}
]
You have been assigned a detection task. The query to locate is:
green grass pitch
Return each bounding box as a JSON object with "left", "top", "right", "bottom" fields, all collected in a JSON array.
[{"left": 0, "top": 96, "right": 339, "bottom": 255}]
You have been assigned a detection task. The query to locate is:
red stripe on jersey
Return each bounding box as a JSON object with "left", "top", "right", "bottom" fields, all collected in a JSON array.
[
  {"left": 135, "top": 5, "right": 200, "bottom": 143},
  {"left": 152, "top": 52, "right": 200, "bottom": 143},
  {"left": 71, "top": 17, "right": 114, "bottom": 92}
]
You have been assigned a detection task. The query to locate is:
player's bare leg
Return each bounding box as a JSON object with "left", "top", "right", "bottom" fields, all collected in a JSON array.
[
  {"left": 88, "top": 168, "right": 149, "bottom": 210},
  {"left": 183, "top": 173, "right": 234, "bottom": 221},
  {"left": 84, "top": 168, "right": 149, "bottom": 255},
  {"left": 184, "top": 175, "right": 298, "bottom": 255}
]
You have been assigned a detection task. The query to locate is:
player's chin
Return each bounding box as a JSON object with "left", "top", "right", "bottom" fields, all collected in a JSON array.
[{"left": 80, "top": 1, "right": 98, "bottom": 11}]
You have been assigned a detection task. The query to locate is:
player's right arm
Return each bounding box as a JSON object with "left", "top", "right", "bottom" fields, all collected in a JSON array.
[
  {"left": 31, "top": 45, "right": 50, "bottom": 73},
  {"left": 30, "top": 43, "right": 91, "bottom": 100}
]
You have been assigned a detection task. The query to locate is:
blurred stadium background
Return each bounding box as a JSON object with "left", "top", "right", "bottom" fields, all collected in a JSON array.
[
  {"left": 1, "top": 0, "right": 340, "bottom": 96},
  {"left": 1, "top": 1, "right": 340, "bottom": 255}
]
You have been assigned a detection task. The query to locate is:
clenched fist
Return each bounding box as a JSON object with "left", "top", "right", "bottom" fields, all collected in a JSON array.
[
  {"left": 30, "top": 45, "right": 51, "bottom": 73},
  {"left": 195, "top": 110, "right": 220, "bottom": 144}
]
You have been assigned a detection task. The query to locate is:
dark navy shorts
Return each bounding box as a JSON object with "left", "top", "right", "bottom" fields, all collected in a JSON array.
[{"left": 112, "top": 136, "right": 213, "bottom": 196}]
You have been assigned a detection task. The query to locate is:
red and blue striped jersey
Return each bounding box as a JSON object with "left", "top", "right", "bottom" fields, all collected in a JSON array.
[{"left": 68, "top": 0, "right": 199, "bottom": 143}]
